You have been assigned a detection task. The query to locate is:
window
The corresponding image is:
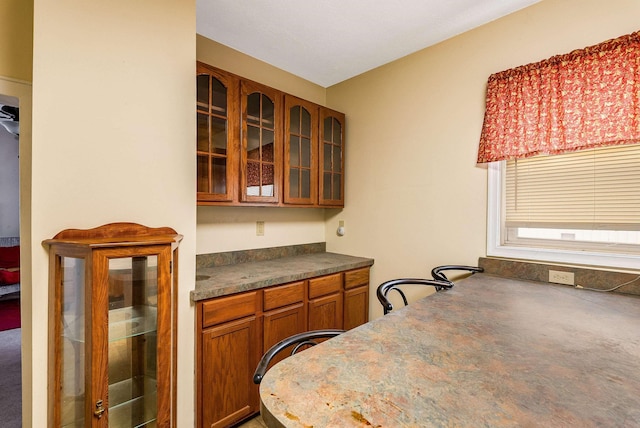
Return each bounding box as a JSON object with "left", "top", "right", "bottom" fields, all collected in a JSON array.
[{"left": 487, "top": 143, "right": 640, "bottom": 270}]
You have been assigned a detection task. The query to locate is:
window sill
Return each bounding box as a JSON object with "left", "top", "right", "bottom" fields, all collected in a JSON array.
[{"left": 487, "top": 242, "right": 640, "bottom": 271}]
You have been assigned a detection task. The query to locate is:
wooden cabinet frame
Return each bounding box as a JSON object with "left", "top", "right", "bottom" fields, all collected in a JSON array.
[
  {"left": 196, "top": 63, "right": 240, "bottom": 203},
  {"left": 319, "top": 107, "right": 346, "bottom": 207},
  {"left": 195, "top": 267, "right": 370, "bottom": 427},
  {"left": 196, "top": 62, "right": 345, "bottom": 208},
  {"left": 44, "top": 223, "right": 182, "bottom": 428},
  {"left": 240, "top": 80, "right": 283, "bottom": 204},
  {"left": 283, "top": 95, "right": 319, "bottom": 205}
]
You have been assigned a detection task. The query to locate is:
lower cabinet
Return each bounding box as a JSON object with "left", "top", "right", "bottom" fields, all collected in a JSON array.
[
  {"left": 308, "top": 293, "right": 343, "bottom": 330},
  {"left": 199, "top": 291, "right": 261, "bottom": 428},
  {"left": 201, "top": 317, "right": 259, "bottom": 428},
  {"left": 263, "top": 281, "right": 306, "bottom": 369},
  {"left": 196, "top": 267, "right": 370, "bottom": 428},
  {"left": 308, "top": 273, "right": 343, "bottom": 330},
  {"left": 344, "top": 268, "right": 370, "bottom": 330}
]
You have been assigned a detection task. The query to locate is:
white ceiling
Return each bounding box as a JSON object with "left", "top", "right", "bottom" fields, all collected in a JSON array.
[{"left": 196, "top": 0, "right": 541, "bottom": 88}]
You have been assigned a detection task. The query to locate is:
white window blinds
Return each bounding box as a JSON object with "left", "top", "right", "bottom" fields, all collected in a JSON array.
[{"left": 505, "top": 143, "right": 640, "bottom": 230}]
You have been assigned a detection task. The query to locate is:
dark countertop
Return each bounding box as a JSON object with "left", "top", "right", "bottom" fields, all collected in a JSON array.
[
  {"left": 191, "top": 252, "right": 374, "bottom": 301},
  {"left": 259, "top": 273, "right": 640, "bottom": 427}
]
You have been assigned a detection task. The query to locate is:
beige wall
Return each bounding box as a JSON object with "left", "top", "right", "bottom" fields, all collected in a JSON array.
[
  {"left": 196, "top": 37, "right": 329, "bottom": 254},
  {"left": 8, "top": 0, "right": 640, "bottom": 426},
  {"left": 30, "top": 0, "right": 196, "bottom": 426},
  {"left": 0, "top": 0, "right": 32, "bottom": 81},
  {"left": 325, "top": 0, "right": 640, "bottom": 319}
]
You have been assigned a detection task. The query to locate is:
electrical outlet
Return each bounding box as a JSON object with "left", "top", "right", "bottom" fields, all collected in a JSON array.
[
  {"left": 549, "top": 270, "right": 574, "bottom": 285},
  {"left": 256, "top": 221, "right": 265, "bottom": 236}
]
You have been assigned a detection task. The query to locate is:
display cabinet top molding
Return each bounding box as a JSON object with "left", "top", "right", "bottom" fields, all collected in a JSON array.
[{"left": 43, "top": 222, "right": 183, "bottom": 247}]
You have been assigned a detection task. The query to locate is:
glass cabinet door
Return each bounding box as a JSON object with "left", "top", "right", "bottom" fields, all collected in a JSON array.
[
  {"left": 319, "top": 108, "right": 345, "bottom": 206},
  {"left": 106, "top": 254, "right": 160, "bottom": 427},
  {"left": 59, "top": 256, "right": 87, "bottom": 428},
  {"left": 284, "top": 95, "right": 318, "bottom": 205},
  {"left": 241, "top": 80, "right": 281, "bottom": 203},
  {"left": 197, "top": 63, "right": 239, "bottom": 203}
]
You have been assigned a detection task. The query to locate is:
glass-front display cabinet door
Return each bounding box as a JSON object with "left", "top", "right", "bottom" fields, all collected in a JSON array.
[
  {"left": 283, "top": 95, "right": 318, "bottom": 205},
  {"left": 240, "top": 80, "right": 282, "bottom": 204},
  {"left": 44, "top": 223, "right": 182, "bottom": 428},
  {"left": 319, "top": 107, "right": 345, "bottom": 207},
  {"left": 197, "top": 63, "right": 240, "bottom": 203}
]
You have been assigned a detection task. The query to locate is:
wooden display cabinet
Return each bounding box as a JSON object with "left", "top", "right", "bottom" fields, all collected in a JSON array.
[{"left": 44, "top": 223, "right": 182, "bottom": 428}]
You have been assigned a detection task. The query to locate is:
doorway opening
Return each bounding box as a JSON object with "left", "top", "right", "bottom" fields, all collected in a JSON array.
[{"left": 0, "top": 93, "right": 21, "bottom": 427}]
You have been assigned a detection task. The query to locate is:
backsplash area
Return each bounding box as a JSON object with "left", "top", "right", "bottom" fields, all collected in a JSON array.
[
  {"left": 479, "top": 257, "right": 640, "bottom": 296},
  {"left": 196, "top": 242, "right": 326, "bottom": 268}
]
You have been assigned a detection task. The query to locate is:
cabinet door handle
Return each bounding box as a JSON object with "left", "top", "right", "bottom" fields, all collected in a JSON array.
[{"left": 94, "top": 399, "right": 105, "bottom": 419}]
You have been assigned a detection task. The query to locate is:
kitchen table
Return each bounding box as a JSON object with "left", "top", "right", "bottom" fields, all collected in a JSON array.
[{"left": 259, "top": 274, "right": 640, "bottom": 427}]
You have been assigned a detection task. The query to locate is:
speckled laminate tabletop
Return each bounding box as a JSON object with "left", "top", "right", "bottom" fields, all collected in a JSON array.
[
  {"left": 259, "top": 274, "right": 640, "bottom": 427},
  {"left": 191, "top": 252, "right": 374, "bottom": 301}
]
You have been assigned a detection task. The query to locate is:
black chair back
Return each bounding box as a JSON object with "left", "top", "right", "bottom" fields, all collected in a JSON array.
[
  {"left": 376, "top": 278, "right": 450, "bottom": 315},
  {"left": 376, "top": 265, "right": 484, "bottom": 315},
  {"left": 253, "top": 329, "right": 345, "bottom": 384}
]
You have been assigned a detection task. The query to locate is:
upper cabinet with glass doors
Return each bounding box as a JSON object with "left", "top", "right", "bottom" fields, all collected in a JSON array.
[
  {"left": 195, "top": 62, "right": 345, "bottom": 208},
  {"left": 240, "top": 80, "right": 282, "bottom": 203},
  {"left": 197, "top": 63, "right": 239, "bottom": 203},
  {"left": 319, "top": 108, "right": 345, "bottom": 207},
  {"left": 284, "top": 95, "right": 318, "bottom": 205}
]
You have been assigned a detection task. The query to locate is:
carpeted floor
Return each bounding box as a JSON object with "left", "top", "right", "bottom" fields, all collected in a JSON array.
[
  {"left": 0, "top": 298, "right": 20, "bottom": 331},
  {"left": 0, "top": 327, "right": 21, "bottom": 427}
]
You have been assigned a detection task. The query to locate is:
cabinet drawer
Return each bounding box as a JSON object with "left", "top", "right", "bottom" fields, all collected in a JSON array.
[
  {"left": 308, "top": 273, "right": 342, "bottom": 299},
  {"left": 344, "top": 268, "right": 369, "bottom": 290},
  {"left": 202, "top": 291, "right": 257, "bottom": 328},
  {"left": 263, "top": 281, "right": 305, "bottom": 311}
]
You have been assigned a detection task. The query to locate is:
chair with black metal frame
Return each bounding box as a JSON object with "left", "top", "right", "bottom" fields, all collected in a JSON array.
[
  {"left": 376, "top": 278, "right": 451, "bottom": 315},
  {"left": 376, "top": 266, "right": 484, "bottom": 315},
  {"left": 431, "top": 265, "right": 484, "bottom": 288},
  {"left": 253, "top": 329, "right": 346, "bottom": 384}
]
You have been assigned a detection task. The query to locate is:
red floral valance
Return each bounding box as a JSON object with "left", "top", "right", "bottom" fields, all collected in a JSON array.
[{"left": 477, "top": 31, "right": 640, "bottom": 163}]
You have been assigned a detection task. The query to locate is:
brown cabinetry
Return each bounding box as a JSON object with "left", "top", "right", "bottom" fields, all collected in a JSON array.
[
  {"left": 195, "top": 267, "right": 369, "bottom": 427},
  {"left": 262, "top": 281, "right": 306, "bottom": 368},
  {"left": 319, "top": 107, "right": 345, "bottom": 207},
  {"left": 197, "top": 64, "right": 239, "bottom": 203},
  {"left": 201, "top": 317, "right": 259, "bottom": 428},
  {"left": 344, "top": 268, "right": 370, "bottom": 330},
  {"left": 44, "top": 223, "right": 182, "bottom": 428},
  {"left": 199, "top": 292, "right": 260, "bottom": 428},
  {"left": 196, "top": 62, "right": 345, "bottom": 207},
  {"left": 284, "top": 95, "right": 318, "bottom": 205},
  {"left": 240, "top": 79, "right": 283, "bottom": 203},
  {"left": 308, "top": 273, "right": 343, "bottom": 329}
]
